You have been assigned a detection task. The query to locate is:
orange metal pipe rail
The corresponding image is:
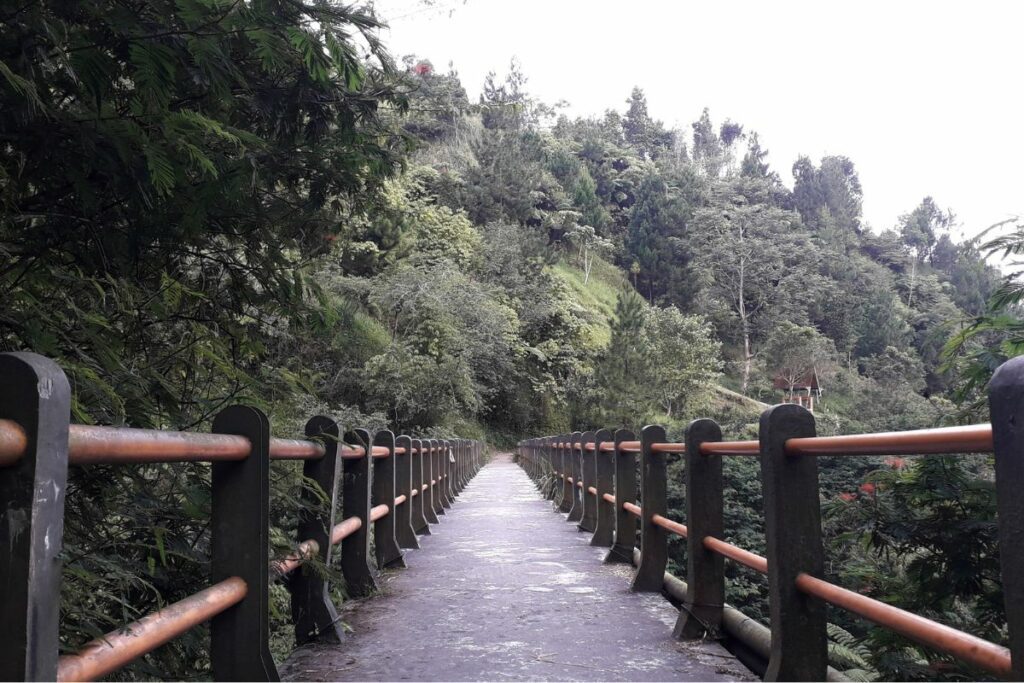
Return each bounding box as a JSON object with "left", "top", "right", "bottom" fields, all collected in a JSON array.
[
  {"left": 55, "top": 577, "right": 247, "bottom": 682},
  {"left": 0, "top": 419, "right": 410, "bottom": 466},
  {"left": 786, "top": 424, "right": 993, "bottom": 456},
  {"left": 651, "top": 514, "right": 688, "bottom": 538},
  {"left": 623, "top": 502, "right": 643, "bottom": 517},
  {"left": 795, "top": 573, "right": 1011, "bottom": 677},
  {"left": 369, "top": 504, "right": 390, "bottom": 523},
  {"left": 703, "top": 536, "right": 768, "bottom": 574}
]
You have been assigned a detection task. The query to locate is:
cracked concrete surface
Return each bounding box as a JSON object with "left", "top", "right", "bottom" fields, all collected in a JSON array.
[{"left": 281, "top": 453, "right": 754, "bottom": 682}]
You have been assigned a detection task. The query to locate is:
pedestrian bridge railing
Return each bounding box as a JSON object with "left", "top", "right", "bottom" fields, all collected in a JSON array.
[
  {"left": 516, "top": 356, "right": 1024, "bottom": 681},
  {"left": 0, "top": 352, "right": 482, "bottom": 681}
]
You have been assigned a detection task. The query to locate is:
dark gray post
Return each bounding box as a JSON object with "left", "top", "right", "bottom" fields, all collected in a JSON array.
[
  {"left": 674, "top": 419, "right": 725, "bottom": 639},
  {"left": 590, "top": 429, "right": 615, "bottom": 547},
  {"left": 579, "top": 430, "right": 597, "bottom": 533},
  {"left": 291, "top": 415, "right": 344, "bottom": 645},
  {"left": 760, "top": 404, "right": 826, "bottom": 681},
  {"left": 372, "top": 430, "right": 405, "bottom": 569},
  {"left": 394, "top": 435, "right": 420, "bottom": 549},
  {"left": 413, "top": 438, "right": 436, "bottom": 531},
  {"left": 419, "top": 439, "right": 440, "bottom": 526},
  {"left": 211, "top": 405, "right": 278, "bottom": 681},
  {"left": 558, "top": 434, "right": 573, "bottom": 513},
  {"left": 341, "top": 428, "right": 377, "bottom": 597},
  {"left": 605, "top": 428, "right": 637, "bottom": 564},
  {"left": 431, "top": 439, "right": 447, "bottom": 515},
  {"left": 632, "top": 424, "right": 668, "bottom": 592},
  {"left": 567, "top": 431, "right": 584, "bottom": 523},
  {"left": 444, "top": 439, "right": 457, "bottom": 502},
  {"left": 989, "top": 357, "right": 1024, "bottom": 680},
  {"left": 0, "top": 353, "right": 70, "bottom": 682}
]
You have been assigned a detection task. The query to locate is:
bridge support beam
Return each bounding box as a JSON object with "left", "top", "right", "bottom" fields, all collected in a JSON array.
[
  {"left": 759, "top": 404, "right": 826, "bottom": 681},
  {"left": 674, "top": 418, "right": 724, "bottom": 640},
  {"left": 291, "top": 415, "right": 344, "bottom": 645},
  {"left": 0, "top": 353, "right": 70, "bottom": 682},
  {"left": 605, "top": 428, "right": 637, "bottom": 564},
  {"left": 211, "top": 405, "right": 279, "bottom": 681}
]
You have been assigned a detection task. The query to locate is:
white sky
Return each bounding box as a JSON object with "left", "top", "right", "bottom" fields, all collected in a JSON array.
[{"left": 371, "top": 0, "right": 1022, "bottom": 241}]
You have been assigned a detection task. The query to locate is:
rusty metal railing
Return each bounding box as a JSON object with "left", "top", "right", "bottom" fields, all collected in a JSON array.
[
  {"left": 0, "top": 352, "right": 484, "bottom": 681},
  {"left": 515, "top": 355, "right": 1024, "bottom": 681}
]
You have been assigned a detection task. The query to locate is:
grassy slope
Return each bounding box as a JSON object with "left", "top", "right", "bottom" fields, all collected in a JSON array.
[{"left": 549, "top": 255, "right": 627, "bottom": 350}]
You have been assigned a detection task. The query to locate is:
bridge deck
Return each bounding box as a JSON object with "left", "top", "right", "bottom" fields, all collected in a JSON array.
[{"left": 281, "top": 453, "right": 752, "bottom": 681}]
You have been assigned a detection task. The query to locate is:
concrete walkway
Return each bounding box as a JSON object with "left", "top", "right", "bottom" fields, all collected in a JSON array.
[{"left": 281, "top": 453, "right": 752, "bottom": 682}]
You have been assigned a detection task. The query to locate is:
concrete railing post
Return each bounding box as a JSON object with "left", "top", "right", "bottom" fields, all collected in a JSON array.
[
  {"left": 211, "top": 405, "right": 278, "bottom": 680},
  {"left": 988, "top": 357, "right": 1024, "bottom": 680},
  {"left": 291, "top": 415, "right": 344, "bottom": 645},
  {"left": 558, "top": 434, "right": 573, "bottom": 514},
  {"left": 0, "top": 353, "right": 70, "bottom": 681},
  {"left": 372, "top": 430, "right": 405, "bottom": 568},
  {"left": 394, "top": 435, "right": 420, "bottom": 549},
  {"left": 579, "top": 430, "right": 597, "bottom": 533},
  {"left": 412, "top": 438, "right": 436, "bottom": 531},
  {"left": 632, "top": 424, "right": 668, "bottom": 592},
  {"left": 605, "top": 428, "right": 637, "bottom": 564},
  {"left": 759, "top": 404, "right": 826, "bottom": 681},
  {"left": 674, "top": 418, "right": 725, "bottom": 639},
  {"left": 567, "top": 431, "right": 584, "bottom": 523},
  {"left": 341, "top": 428, "right": 377, "bottom": 597},
  {"left": 430, "top": 439, "right": 447, "bottom": 515},
  {"left": 591, "top": 428, "right": 615, "bottom": 547}
]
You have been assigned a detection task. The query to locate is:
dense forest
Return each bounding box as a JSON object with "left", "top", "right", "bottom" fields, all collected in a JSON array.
[{"left": 2, "top": 2, "right": 1022, "bottom": 680}]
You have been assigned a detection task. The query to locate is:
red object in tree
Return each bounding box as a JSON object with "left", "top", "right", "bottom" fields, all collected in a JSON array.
[
  {"left": 859, "top": 482, "right": 876, "bottom": 495},
  {"left": 413, "top": 62, "right": 432, "bottom": 76},
  {"left": 839, "top": 492, "right": 856, "bottom": 502},
  {"left": 323, "top": 234, "right": 337, "bottom": 242},
  {"left": 884, "top": 456, "right": 907, "bottom": 469}
]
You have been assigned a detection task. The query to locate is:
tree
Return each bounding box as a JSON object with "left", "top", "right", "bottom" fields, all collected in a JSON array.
[
  {"left": 566, "top": 224, "right": 614, "bottom": 285},
  {"left": 643, "top": 307, "right": 722, "bottom": 417},
  {"left": 897, "top": 197, "right": 954, "bottom": 308},
  {"left": 692, "top": 177, "right": 813, "bottom": 391},
  {"left": 762, "top": 322, "right": 835, "bottom": 400},
  {"left": 792, "top": 156, "right": 864, "bottom": 245}
]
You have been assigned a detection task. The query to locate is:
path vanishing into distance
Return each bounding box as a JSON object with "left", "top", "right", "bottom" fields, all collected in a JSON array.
[{"left": 281, "top": 453, "right": 752, "bottom": 682}]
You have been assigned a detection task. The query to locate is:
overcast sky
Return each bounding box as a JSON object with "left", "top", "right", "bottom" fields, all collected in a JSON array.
[{"left": 371, "top": 0, "right": 1022, "bottom": 241}]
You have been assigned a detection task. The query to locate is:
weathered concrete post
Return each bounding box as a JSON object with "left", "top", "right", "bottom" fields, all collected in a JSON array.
[
  {"left": 446, "top": 439, "right": 457, "bottom": 501},
  {"left": 632, "top": 424, "right": 668, "bottom": 592},
  {"left": 291, "top": 415, "right": 344, "bottom": 644},
  {"left": 424, "top": 439, "right": 442, "bottom": 520},
  {"left": 759, "top": 404, "right": 826, "bottom": 681},
  {"left": 558, "top": 434, "right": 573, "bottom": 514},
  {"left": 988, "top": 356, "right": 1024, "bottom": 680},
  {"left": 431, "top": 439, "right": 448, "bottom": 514},
  {"left": 413, "top": 438, "right": 437, "bottom": 530},
  {"left": 211, "top": 405, "right": 278, "bottom": 680},
  {"left": 605, "top": 428, "right": 638, "bottom": 564},
  {"left": 341, "top": 428, "right": 377, "bottom": 597},
  {"left": 567, "top": 431, "right": 584, "bottom": 523},
  {"left": 674, "top": 418, "right": 725, "bottom": 639},
  {"left": 579, "top": 430, "right": 598, "bottom": 533},
  {"left": 394, "top": 435, "right": 420, "bottom": 549},
  {"left": 0, "top": 353, "right": 70, "bottom": 682},
  {"left": 372, "top": 430, "right": 405, "bottom": 569},
  {"left": 591, "top": 428, "right": 615, "bottom": 547}
]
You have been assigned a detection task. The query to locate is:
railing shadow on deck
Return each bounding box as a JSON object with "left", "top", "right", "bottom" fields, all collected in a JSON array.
[
  {"left": 517, "top": 355, "right": 1024, "bottom": 682},
  {"left": 0, "top": 352, "right": 483, "bottom": 681}
]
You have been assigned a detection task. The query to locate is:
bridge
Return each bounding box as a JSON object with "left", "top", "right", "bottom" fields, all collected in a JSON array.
[{"left": 1, "top": 351, "right": 1024, "bottom": 681}]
